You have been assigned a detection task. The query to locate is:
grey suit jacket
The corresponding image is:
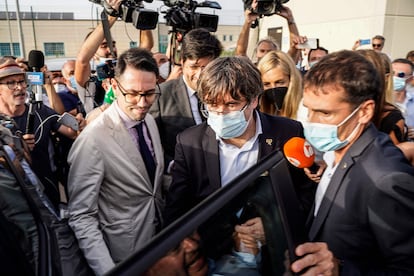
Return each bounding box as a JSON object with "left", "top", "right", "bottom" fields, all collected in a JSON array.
[
  {"left": 150, "top": 77, "right": 197, "bottom": 166},
  {"left": 308, "top": 124, "right": 414, "bottom": 274},
  {"left": 67, "top": 104, "right": 166, "bottom": 275}
]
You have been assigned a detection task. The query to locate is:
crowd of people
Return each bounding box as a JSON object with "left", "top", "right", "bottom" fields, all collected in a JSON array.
[{"left": 1, "top": 0, "right": 414, "bottom": 275}]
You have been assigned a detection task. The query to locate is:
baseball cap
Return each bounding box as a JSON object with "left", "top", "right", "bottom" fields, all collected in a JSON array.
[{"left": 0, "top": 58, "right": 25, "bottom": 80}]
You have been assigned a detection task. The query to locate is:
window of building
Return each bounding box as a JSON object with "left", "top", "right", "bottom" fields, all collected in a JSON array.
[
  {"left": 158, "top": 34, "right": 168, "bottom": 54},
  {"left": 223, "top": 35, "right": 227, "bottom": 42},
  {"left": 229, "top": 35, "right": 233, "bottom": 42},
  {"left": 44, "top": 42, "right": 65, "bottom": 57},
  {"left": 0, "top": 43, "right": 21, "bottom": 57}
]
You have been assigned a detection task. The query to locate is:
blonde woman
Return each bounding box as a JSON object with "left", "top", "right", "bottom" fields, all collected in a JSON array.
[{"left": 257, "top": 50, "right": 304, "bottom": 120}]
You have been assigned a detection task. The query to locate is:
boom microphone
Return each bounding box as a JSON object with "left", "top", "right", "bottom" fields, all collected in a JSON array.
[{"left": 283, "top": 137, "right": 319, "bottom": 173}]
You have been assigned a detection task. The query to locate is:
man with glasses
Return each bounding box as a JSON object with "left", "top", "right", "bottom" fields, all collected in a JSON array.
[
  {"left": 149, "top": 28, "right": 223, "bottom": 172},
  {"left": 67, "top": 48, "right": 167, "bottom": 275},
  {"left": 392, "top": 58, "right": 414, "bottom": 140},
  {"left": 163, "top": 57, "right": 315, "bottom": 269},
  {"left": 0, "top": 57, "right": 82, "bottom": 209},
  {"left": 371, "top": 35, "right": 385, "bottom": 52}
]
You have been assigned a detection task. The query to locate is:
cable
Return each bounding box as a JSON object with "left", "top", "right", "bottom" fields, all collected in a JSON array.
[{"left": 33, "top": 113, "right": 60, "bottom": 145}]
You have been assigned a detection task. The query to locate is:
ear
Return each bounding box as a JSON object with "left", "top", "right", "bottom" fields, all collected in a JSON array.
[
  {"left": 358, "top": 99, "right": 375, "bottom": 124},
  {"left": 110, "top": 78, "right": 119, "bottom": 97}
]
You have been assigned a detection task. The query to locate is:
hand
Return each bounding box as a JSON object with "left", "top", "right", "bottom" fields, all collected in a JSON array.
[
  {"left": 304, "top": 160, "right": 327, "bottom": 183},
  {"left": 291, "top": 242, "right": 338, "bottom": 275},
  {"left": 75, "top": 113, "right": 86, "bottom": 133},
  {"left": 165, "top": 65, "right": 182, "bottom": 82},
  {"left": 352, "top": 40, "right": 361, "bottom": 51},
  {"left": 235, "top": 217, "right": 266, "bottom": 244},
  {"left": 407, "top": 127, "right": 414, "bottom": 140},
  {"left": 22, "top": 133, "right": 35, "bottom": 151},
  {"left": 275, "top": 5, "right": 293, "bottom": 20},
  {"left": 291, "top": 34, "right": 308, "bottom": 49}
]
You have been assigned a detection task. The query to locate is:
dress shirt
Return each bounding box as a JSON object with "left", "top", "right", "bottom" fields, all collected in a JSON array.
[
  {"left": 218, "top": 111, "right": 262, "bottom": 186},
  {"left": 114, "top": 102, "right": 155, "bottom": 157},
  {"left": 182, "top": 76, "right": 203, "bottom": 125},
  {"left": 314, "top": 151, "right": 338, "bottom": 216}
]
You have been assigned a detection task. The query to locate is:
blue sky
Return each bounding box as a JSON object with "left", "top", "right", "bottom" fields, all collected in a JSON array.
[{"left": 2, "top": 0, "right": 245, "bottom": 25}]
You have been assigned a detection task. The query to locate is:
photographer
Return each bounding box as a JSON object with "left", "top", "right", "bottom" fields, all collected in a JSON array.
[{"left": 75, "top": 0, "right": 154, "bottom": 114}]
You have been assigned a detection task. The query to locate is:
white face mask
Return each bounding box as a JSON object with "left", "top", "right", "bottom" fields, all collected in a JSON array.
[
  {"left": 159, "top": 61, "right": 170, "bottom": 80},
  {"left": 54, "top": 83, "right": 67, "bottom": 93}
]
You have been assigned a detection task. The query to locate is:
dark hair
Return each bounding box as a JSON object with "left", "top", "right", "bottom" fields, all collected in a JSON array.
[
  {"left": 197, "top": 56, "right": 262, "bottom": 104},
  {"left": 372, "top": 35, "right": 385, "bottom": 42},
  {"left": 181, "top": 28, "right": 222, "bottom": 62},
  {"left": 308, "top": 47, "right": 329, "bottom": 59},
  {"left": 406, "top": 50, "right": 414, "bottom": 60},
  {"left": 304, "top": 50, "right": 381, "bottom": 107},
  {"left": 115, "top": 48, "right": 159, "bottom": 79},
  {"left": 392, "top": 58, "right": 414, "bottom": 73}
]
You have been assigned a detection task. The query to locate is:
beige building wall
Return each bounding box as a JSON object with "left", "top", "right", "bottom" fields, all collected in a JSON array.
[
  {"left": 247, "top": 0, "right": 414, "bottom": 60},
  {"left": 0, "top": 17, "right": 241, "bottom": 60}
]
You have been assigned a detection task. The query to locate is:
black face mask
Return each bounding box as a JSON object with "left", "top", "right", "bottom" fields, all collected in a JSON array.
[{"left": 262, "top": 87, "right": 288, "bottom": 110}]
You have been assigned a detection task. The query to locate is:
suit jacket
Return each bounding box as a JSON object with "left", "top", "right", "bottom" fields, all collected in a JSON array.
[
  {"left": 150, "top": 77, "right": 198, "bottom": 166},
  {"left": 308, "top": 124, "right": 414, "bottom": 275},
  {"left": 67, "top": 104, "right": 166, "bottom": 276},
  {"left": 163, "top": 111, "right": 315, "bottom": 225}
]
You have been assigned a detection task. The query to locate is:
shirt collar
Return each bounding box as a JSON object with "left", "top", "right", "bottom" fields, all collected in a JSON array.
[
  {"left": 114, "top": 101, "right": 143, "bottom": 129},
  {"left": 182, "top": 76, "right": 196, "bottom": 98}
]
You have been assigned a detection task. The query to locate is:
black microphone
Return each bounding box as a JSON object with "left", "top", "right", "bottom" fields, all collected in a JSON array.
[
  {"left": 27, "top": 50, "right": 45, "bottom": 104},
  {"left": 26, "top": 50, "right": 45, "bottom": 134}
]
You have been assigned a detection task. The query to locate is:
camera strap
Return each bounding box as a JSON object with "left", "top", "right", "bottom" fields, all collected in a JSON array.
[{"left": 101, "top": 11, "right": 116, "bottom": 58}]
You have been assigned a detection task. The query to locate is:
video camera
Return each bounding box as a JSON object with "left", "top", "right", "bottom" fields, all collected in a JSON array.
[
  {"left": 89, "top": 0, "right": 159, "bottom": 29},
  {"left": 96, "top": 59, "right": 117, "bottom": 81},
  {"left": 161, "top": 0, "right": 221, "bottom": 33},
  {"left": 243, "top": 0, "right": 290, "bottom": 16}
]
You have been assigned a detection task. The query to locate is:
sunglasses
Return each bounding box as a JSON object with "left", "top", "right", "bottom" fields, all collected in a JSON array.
[
  {"left": 397, "top": 72, "right": 409, "bottom": 78},
  {"left": 372, "top": 44, "right": 382, "bottom": 48}
]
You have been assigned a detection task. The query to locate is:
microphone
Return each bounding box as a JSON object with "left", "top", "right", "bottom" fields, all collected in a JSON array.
[
  {"left": 27, "top": 50, "right": 45, "bottom": 104},
  {"left": 26, "top": 50, "right": 45, "bottom": 134},
  {"left": 283, "top": 137, "right": 320, "bottom": 173}
]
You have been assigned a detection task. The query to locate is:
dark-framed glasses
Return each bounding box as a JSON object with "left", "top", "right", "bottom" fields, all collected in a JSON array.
[
  {"left": 116, "top": 79, "right": 160, "bottom": 104},
  {"left": 0, "top": 79, "right": 27, "bottom": 90}
]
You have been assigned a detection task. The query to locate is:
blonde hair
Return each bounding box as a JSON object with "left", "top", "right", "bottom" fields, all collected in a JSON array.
[{"left": 257, "top": 50, "right": 303, "bottom": 119}]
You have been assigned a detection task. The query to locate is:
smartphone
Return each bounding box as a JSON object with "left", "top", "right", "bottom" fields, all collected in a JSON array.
[
  {"left": 359, "top": 39, "right": 371, "bottom": 45},
  {"left": 57, "top": 112, "right": 79, "bottom": 131},
  {"left": 297, "top": 38, "right": 318, "bottom": 49}
]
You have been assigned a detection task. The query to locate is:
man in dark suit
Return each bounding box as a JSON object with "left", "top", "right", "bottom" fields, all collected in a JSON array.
[
  {"left": 291, "top": 50, "right": 414, "bottom": 275},
  {"left": 163, "top": 56, "right": 315, "bottom": 231},
  {"left": 149, "top": 28, "right": 223, "bottom": 169}
]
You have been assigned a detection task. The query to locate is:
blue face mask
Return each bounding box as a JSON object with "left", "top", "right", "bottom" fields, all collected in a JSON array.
[
  {"left": 207, "top": 105, "right": 250, "bottom": 139},
  {"left": 303, "top": 106, "right": 361, "bottom": 152},
  {"left": 69, "top": 76, "right": 77, "bottom": 91},
  {"left": 393, "top": 76, "right": 407, "bottom": 91}
]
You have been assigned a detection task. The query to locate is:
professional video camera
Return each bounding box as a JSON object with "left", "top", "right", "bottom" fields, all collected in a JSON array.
[
  {"left": 243, "top": 0, "right": 290, "bottom": 16},
  {"left": 89, "top": 0, "right": 159, "bottom": 29},
  {"left": 161, "top": 0, "right": 221, "bottom": 33},
  {"left": 96, "top": 59, "right": 117, "bottom": 81}
]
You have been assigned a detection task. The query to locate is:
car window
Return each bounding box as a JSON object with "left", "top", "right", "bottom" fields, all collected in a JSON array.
[{"left": 107, "top": 152, "right": 307, "bottom": 276}]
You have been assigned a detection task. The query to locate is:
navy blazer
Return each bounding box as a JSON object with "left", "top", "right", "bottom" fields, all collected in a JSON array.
[
  {"left": 308, "top": 124, "right": 414, "bottom": 275},
  {"left": 164, "top": 111, "right": 316, "bottom": 225}
]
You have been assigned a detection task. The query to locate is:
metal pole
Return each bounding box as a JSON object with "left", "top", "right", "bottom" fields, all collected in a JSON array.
[
  {"left": 15, "top": 0, "right": 26, "bottom": 58},
  {"left": 5, "top": 0, "right": 15, "bottom": 56},
  {"left": 30, "top": 6, "right": 38, "bottom": 49}
]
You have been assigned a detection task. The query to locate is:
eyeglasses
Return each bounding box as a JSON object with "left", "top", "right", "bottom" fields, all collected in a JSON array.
[
  {"left": 116, "top": 80, "right": 160, "bottom": 104},
  {"left": 0, "top": 79, "right": 27, "bottom": 90},
  {"left": 201, "top": 103, "right": 248, "bottom": 118},
  {"left": 372, "top": 44, "right": 382, "bottom": 48}
]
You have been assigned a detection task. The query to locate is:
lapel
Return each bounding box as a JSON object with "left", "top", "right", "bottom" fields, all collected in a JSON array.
[
  {"left": 308, "top": 124, "right": 378, "bottom": 240},
  {"left": 144, "top": 114, "right": 164, "bottom": 190},
  {"left": 202, "top": 125, "right": 222, "bottom": 190},
  {"left": 172, "top": 77, "right": 193, "bottom": 119},
  {"left": 257, "top": 112, "right": 282, "bottom": 159}
]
